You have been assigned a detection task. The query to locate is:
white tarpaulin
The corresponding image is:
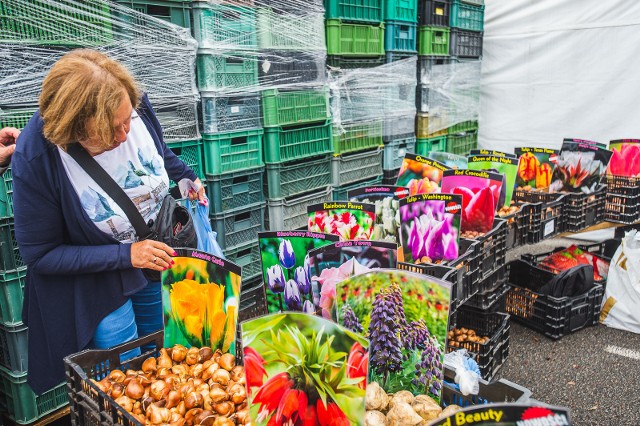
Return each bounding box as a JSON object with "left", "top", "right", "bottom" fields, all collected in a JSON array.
[{"left": 480, "top": 0, "right": 640, "bottom": 152}]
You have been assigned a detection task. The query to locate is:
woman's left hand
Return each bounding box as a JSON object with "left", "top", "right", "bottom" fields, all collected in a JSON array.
[{"left": 189, "top": 178, "right": 207, "bottom": 206}]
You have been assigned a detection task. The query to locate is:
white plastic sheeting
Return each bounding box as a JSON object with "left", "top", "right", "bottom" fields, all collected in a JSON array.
[{"left": 480, "top": 0, "right": 640, "bottom": 151}]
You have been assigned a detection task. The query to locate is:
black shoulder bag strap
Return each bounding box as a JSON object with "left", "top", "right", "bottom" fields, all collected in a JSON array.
[{"left": 66, "top": 143, "right": 156, "bottom": 241}]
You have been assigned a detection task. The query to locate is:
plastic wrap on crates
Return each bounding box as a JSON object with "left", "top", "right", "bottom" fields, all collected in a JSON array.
[
  {"left": 421, "top": 60, "right": 481, "bottom": 134},
  {"left": 328, "top": 57, "right": 417, "bottom": 134},
  {"left": 0, "top": 0, "right": 199, "bottom": 108}
]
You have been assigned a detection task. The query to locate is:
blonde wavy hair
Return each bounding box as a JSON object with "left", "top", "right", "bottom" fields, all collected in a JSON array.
[{"left": 39, "top": 49, "right": 141, "bottom": 149}]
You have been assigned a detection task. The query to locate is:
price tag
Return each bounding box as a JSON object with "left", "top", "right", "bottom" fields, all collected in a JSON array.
[
  {"left": 544, "top": 220, "right": 555, "bottom": 237},
  {"left": 436, "top": 7, "right": 444, "bottom": 15},
  {"left": 231, "top": 106, "right": 240, "bottom": 114}
]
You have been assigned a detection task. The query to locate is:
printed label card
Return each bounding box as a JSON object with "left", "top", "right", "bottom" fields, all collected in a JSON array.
[
  {"left": 348, "top": 185, "right": 409, "bottom": 243},
  {"left": 441, "top": 169, "right": 504, "bottom": 236},
  {"left": 431, "top": 404, "right": 571, "bottom": 426},
  {"left": 162, "top": 249, "right": 242, "bottom": 353},
  {"left": 241, "top": 313, "right": 368, "bottom": 426},
  {"left": 515, "top": 147, "right": 559, "bottom": 190},
  {"left": 549, "top": 140, "right": 613, "bottom": 193},
  {"left": 399, "top": 193, "right": 462, "bottom": 265},
  {"left": 334, "top": 269, "right": 452, "bottom": 403},
  {"left": 467, "top": 153, "right": 518, "bottom": 207},
  {"left": 307, "top": 201, "right": 376, "bottom": 241},
  {"left": 397, "top": 153, "right": 451, "bottom": 195},
  {"left": 259, "top": 231, "right": 338, "bottom": 314},
  {"left": 307, "top": 240, "right": 398, "bottom": 319}
]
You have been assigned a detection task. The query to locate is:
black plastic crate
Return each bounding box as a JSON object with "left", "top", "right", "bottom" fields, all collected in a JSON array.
[
  {"left": 513, "top": 190, "right": 566, "bottom": 243},
  {"left": 442, "top": 367, "right": 532, "bottom": 407},
  {"left": 326, "top": 55, "right": 385, "bottom": 69},
  {"left": 259, "top": 50, "right": 325, "bottom": 86},
  {"left": 498, "top": 203, "right": 535, "bottom": 249},
  {"left": 447, "top": 309, "right": 510, "bottom": 381},
  {"left": 506, "top": 260, "right": 604, "bottom": 340},
  {"left": 464, "top": 219, "right": 507, "bottom": 281},
  {"left": 239, "top": 277, "right": 267, "bottom": 323},
  {"left": 465, "top": 282, "right": 510, "bottom": 312},
  {"left": 419, "top": 0, "right": 451, "bottom": 26},
  {"left": 605, "top": 174, "right": 640, "bottom": 197},
  {"left": 605, "top": 197, "right": 639, "bottom": 224},
  {"left": 450, "top": 28, "right": 483, "bottom": 57},
  {"left": 563, "top": 185, "right": 606, "bottom": 233},
  {"left": 65, "top": 331, "right": 165, "bottom": 426},
  {"left": 382, "top": 168, "right": 400, "bottom": 185}
]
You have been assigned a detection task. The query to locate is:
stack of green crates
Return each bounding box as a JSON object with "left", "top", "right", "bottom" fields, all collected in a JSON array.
[
  {"left": 0, "top": 110, "right": 69, "bottom": 424},
  {"left": 325, "top": 0, "right": 386, "bottom": 69},
  {"left": 384, "top": 0, "right": 418, "bottom": 63},
  {"left": 262, "top": 87, "right": 334, "bottom": 230}
]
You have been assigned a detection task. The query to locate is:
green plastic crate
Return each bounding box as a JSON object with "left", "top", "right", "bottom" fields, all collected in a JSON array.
[
  {"left": 115, "top": 0, "right": 191, "bottom": 28},
  {"left": 257, "top": 7, "right": 325, "bottom": 50},
  {"left": 0, "top": 0, "right": 112, "bottom": 46},
  {"left": 167, "top": 139, "right": 204, "bottom": 181},
  {"left": 211, "top": 203, "right": 265, "bottom": 251},
  {"left": 418, "top": 26, "right": 450, "bottom": 56},
  {"left": 0, "top": 323, "right": 27, "bottom": 373},
  {"left": 267, "top": 186, "right": 333, "bottom": 231},
  {"left": 333, "top": 120, "right": 383, "bottom": 155},
  {"left": 196, "top": 53, "right": 258, "bottom": 92},
  {"left": 332, "top": 147, "right": 383, "bottom": 187},
  {"left": 0, "top": 365, "right": 67, "bottom": 425},
  {"left": 192, "top": 3, "right": 256, "bottom": 50},
  {"left": 0, "top": 168, "right": 13, "bottom": 219},
  {"left": 203, "top": 129, "right": 264, "bottom": 177},
  {"left": 448, "top": 120, "right": 479, "bottom": 134},
  {"left": 263, "top": 121, "right": 333, "bottom": 164},
  {"left": 223, "top": 241, "right": 261, "bottom": 281},
  {"left": 261, "top": 88, "right": 330, "bottom": 128},
  {"left": 451, "top": 0, "right": 485, "bottom": 32},
  {"left": 416, "top": 136, "right": 447, "bottom": 155},
  {"left": 447, "top": 130, "right": 478, "bottom": 155},
  {"left": 326, "top": 19, "right": 385, "bottom": 57},
  {"left": 0, "top": 109, "right": 36, "bottom": 131},
  {"left": 385, "top": 0, "right": 418, "bottom": 22},
  {"left": 206, "top": 167, "right": 265, "bottom": 214},
  {"left": 0, "top": 219, "right": 23, "bottom": 271},
  {"left": 325, "top": 0, "right": 383, "bottom": 23},
  {"left": 265, "top": 155, "right": 332, "bottom": 199},
  {"left": 0, "top": 269, "right": 26, "bottom": 327}
]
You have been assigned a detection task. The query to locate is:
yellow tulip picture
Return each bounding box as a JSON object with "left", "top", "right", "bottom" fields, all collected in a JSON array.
[{"left": 162, "top": 249, "right": 242, "bottom": 352}]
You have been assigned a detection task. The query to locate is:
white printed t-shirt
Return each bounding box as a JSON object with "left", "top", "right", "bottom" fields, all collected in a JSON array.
[{"left": 58, "top": 111, "right": 170, "bottom": 243}]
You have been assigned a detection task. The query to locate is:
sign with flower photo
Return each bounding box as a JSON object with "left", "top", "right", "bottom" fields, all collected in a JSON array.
[
  {"left": 161, "top": 249, "right": 241, "bottom": 353},
  {"left": 241, "top": 313, "right": 368, "bottom": 426},
  {"left": 467, "top": 151, "right": 518, "bottom": 207},
  {"left": 307, "top": 240, "right": 398, "bottom": 320},
  {"left": 515, "top": 147, "right": 559, "bottom": 190},
  {"left": 608, "top": 139, "right": 640, "bottom": 177},
  {"left": 348, "top": 185, "right": 409, "bottom": 243},
  {"left": 396, "top": 153, "right": 451, "bottom": 195},
  {"left": 334, "top": 270, "right": 451, "bottom": 403},
  {"left": 307, "top": 201, "right": 376, "bottom": 241},
  {"left": 259, "top": 231, "right": 339, "bottom": 315},
  {"left": 399, "top": 193, "right": 462, "bottom": 265},
  {"left": 441, "top": 169, "right": 505, "bottom": 235},
  {"left": 549, "top": 140, "right": 613, "bottom": 194}
]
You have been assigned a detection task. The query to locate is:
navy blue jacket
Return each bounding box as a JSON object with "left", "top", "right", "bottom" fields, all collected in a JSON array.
[{"left": 11, "top": 95, "right": 197, "bottom": 394}]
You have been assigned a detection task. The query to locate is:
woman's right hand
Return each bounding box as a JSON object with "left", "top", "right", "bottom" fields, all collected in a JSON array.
[{"left": 131, "top": 240, "right": 176, "bottom": 271}]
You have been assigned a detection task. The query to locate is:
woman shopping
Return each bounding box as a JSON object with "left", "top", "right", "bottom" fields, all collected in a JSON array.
[{"left": 12, "top": 49, "right": 205, "bottom": 394}]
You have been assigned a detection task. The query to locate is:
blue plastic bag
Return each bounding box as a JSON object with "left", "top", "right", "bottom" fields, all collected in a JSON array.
[{"left": 189, "top": 198, "right": 224, "bottom": 259}]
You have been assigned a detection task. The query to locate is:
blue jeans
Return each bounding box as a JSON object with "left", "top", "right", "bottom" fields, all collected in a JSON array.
[{"left": 91, "top": 281, "right": 163, "bottom": 361}]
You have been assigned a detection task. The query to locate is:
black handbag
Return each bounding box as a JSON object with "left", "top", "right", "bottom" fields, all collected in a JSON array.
[{"left": 67, "top": 143, "right": 197, "bottom": 281}]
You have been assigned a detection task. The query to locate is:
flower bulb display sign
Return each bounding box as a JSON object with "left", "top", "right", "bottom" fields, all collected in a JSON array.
[
  {"left": 241, "top": 313, "right": 368, "bottom": 426},
  {"left": 307, "top": 201, "right": 376, "bottom": 241},
  {"left": 514, "top": 147, "right": 558, "bottom": 190},
  {"left": 334, "top": 269, "right": 451, "bottom": 402},
  {"left": 467, "top": 151, "right": 518, "bottom": 207},
  {"left": 307, "top": 240, "right": 398, "bottom": 320},
  {"left": 608, "top": 139, "right": 640, "bottom": 177},
  {"left": 430, "top": 404, "right": 571, "bottom": 426},
  {"left": 549, "top": 140, "right": 613, "bottom": 194},
  {"left": 441, "top": 169, "right": 504, "bottom": 235},
  {"left": 396, "top": 153, "right": 451, "bottom": 195},
  {"left": 428, "top": 151, "right": 468, "bottom": 169},
  {"left": 399, "top": 193, "right": 462, "bottom": 265},
  {"left": 162, "top": 249, "right": 241, "bottom": 352},
  {"left": 348, "top": 185, "right": 409, "bottom": 243},
  {"left": 259, "top": 231, "right": 339, "bottom": 314}
]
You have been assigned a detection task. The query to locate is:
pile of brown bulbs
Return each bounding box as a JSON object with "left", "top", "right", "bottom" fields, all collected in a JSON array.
[{"left": 91, "top": 344, "right": 249, "bottom": 425}]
